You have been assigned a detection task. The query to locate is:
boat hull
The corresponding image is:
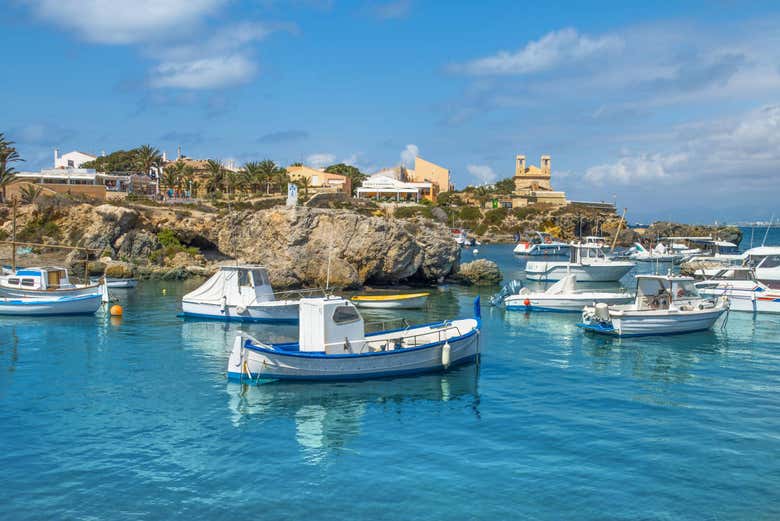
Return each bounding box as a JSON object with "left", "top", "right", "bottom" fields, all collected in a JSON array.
[
  {"left": 352, "top": 295, "right": 428, "bottom": 309},
  {"left": 505, "top": 293, "right": 633, "bottom": 312},
  {"left": 0, "top": 284, "right": 103, "bottom": 298},
  {"left": 582, "top": 307, "right": 727, "bottom": 336},
  {"left": 0, "top": 293, "right": 103, "bottom": 316},
  {"left": 513, "top": 244, "right": 570, "bottom": 256},
  {"left": 181, "top": 300, "right": 299, "bottom": 322},
  {"left": 525, "top": 262, "right": 634, "bottom": 282},
  {"left": 93, "top": 278, "right": 138, "bottom": 289},
  {"left": 227, "top": 328, "right": 480, "bottom": 381},
  {"left": 698, "top": 288, "right": 780, "bottom": 314}
]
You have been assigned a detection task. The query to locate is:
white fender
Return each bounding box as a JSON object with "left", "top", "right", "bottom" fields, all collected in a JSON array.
[{"left": 441, "top": 342, "right": 451, "bottom": 369}]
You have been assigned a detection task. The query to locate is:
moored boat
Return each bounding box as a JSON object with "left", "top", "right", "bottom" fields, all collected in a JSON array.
[
  {"left": 93, "top": 277, "right": 138, "bottom": 289},
  {"left": 351, "top": 292, "right": 429, "bottom": 309},
  {"left": 498, "top": 274, "right": 632, "bottom": 312},
  {"left": 0, "top": 266, "right": 103, "bottom": 298},
  {"left": 525, "top": 244, "right": 635, "bottom": 282},
  {"left": 227, "top": 296, "right": 481, "bottom": 382},
  {"left": 513, "top": 231, "right": 570, "bottom": 256},
  {"left": 695, "top": 267, "right": 780, "bottom": 314},
  {"left": 181, "top": 265, "right": 320, "bottom": 322},
  {"left": 579, "top": 274, "right": 729, "bottom": 336},
  {"left": 0, "top": 292, "right": 105, "bottom": 316}
]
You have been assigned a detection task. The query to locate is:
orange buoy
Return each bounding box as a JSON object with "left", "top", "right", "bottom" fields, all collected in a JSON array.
[
  {"left": 110, "top": 304, "right": 123, "bottom": 316},
  {"left": 523, "top": 299, "right": 531, "bottom": 306}
]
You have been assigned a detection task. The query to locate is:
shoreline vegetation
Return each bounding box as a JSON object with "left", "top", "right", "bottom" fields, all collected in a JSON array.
[{"left": 0, "top": 137, "right": 742, "bottom": 288}]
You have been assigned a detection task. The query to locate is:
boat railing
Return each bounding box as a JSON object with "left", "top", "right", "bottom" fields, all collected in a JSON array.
[
  {"left": 365, "top": 317, "right": 410, "bottom": 333},
  {"left": 359, "top": 322, "right": 465, "bottom": 352},
  {"left": 272, "top": 288, "right": 327, "bottom": 299}
]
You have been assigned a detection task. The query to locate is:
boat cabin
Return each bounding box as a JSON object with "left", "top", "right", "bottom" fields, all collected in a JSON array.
[
  {"left": 0, "top": 267, "right": 75, "bottom": 291},
  {"left": 743, "top": 247, "right": 780, "bottom": 270},
  {"left": 634, "top": 275, "right": 701, "bottom": 311},
  {"left": 299, "top": 297, "right": 366, "bottom": 354},
  {"left": 570, "top": 243, "right": 609, "bottom": 263},
  {"left": 182, "top": 265, "right": 276, "bottom": 305}
]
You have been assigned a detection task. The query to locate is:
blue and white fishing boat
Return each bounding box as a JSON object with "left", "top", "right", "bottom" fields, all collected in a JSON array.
[
  {"left": 182, "top": 265, "right": 319, "bottom": 323},
  {"left": 0, "top": 266, "right": 103, "bottom": 298},
  {"left": 579, "top": 274, "right": 729, "bottom": 336},
  {"left": 0, "top": 292, "right": 105, "bottom": 316},
  {"left": 227, "top": 296, "right": 481, "bottom": 382}
]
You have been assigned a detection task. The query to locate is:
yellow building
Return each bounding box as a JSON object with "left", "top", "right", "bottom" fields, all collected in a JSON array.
[
  {"left": 404, "top": 156, "right": 451, "bottom": 202},
  {"left": 512, "top": 154, "right": 567, "bottom": 207},
  {"left": 287, "top": 165, "right": 351, "bottom": 194}
]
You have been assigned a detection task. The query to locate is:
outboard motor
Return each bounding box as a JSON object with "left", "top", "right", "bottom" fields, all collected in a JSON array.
[{"left": 490, "top": 280, "right": 523, "bottom": 306}]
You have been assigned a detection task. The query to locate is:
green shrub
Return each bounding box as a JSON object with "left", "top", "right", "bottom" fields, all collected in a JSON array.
[
  {"left": 458, "top": 206, "right": 482, "bottom": 221},
  {"left": 482, "top": 207, "right": 508, "bottom": 227}
]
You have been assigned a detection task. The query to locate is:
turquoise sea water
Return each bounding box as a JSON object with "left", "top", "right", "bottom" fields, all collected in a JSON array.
[{"left": 2, "top": 231, "right": 780, "bottom": 520}]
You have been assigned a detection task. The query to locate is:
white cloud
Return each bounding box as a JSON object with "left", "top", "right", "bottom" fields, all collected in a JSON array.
[
  {"left": 306, "top": 153, "right": 336, "bottom": 168},
  {"left": 584, "top": 153, "right": 687, "bottom": 185},
  {"left": 150, "top": 56, "right": 257, "bottom": 90},
  {"left": 453, "top": 28, "right": 622, "bottom": 76},
  {"left": 467, "top": 164, "right": 497, "bottom": 185},
  {"left": 25, "top": 0, "right": 226, "bottom": 44},
  {"left": 400, "top": 144, "right": 419, "bottom": 167},
  {"left": 24, "top": 2, "right": 289, "bottom": 90}
]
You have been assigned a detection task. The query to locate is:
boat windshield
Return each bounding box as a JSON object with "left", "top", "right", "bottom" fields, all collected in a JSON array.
[
  {"left": 250, "top": 269, "right": 270, "bottom": 287},
  {"left": 757, "top": 255, "right": 780, "bottom": 269},
  {"left": 333, "top": 305, "right": 360, "bottom": 324},
  {"left": 671, "top": 280, "right": 700, "bottom": 301},
  {"left": 636, "top": 278, "right": 672, "bottom": 310}
]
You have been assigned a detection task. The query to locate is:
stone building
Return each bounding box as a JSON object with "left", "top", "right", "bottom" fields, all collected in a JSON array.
[{"left": 512, "top": 154, "right": 568, "bottom": 207}]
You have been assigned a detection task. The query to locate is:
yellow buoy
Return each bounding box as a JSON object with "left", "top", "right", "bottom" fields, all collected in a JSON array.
[
  {"left": 162, "top": 288, "right": 167, "bottom": 295},
  {"left": 110, "top": 304, "right": 123, "bottom": 316}
]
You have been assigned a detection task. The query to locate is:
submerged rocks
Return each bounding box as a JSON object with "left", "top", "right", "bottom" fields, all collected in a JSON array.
[{"left": 454, "top": 259, "right": 503, "bottom": 286}]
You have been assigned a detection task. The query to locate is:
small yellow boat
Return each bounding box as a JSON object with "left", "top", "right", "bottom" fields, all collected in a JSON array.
[{"left": 350, "top": 292, "right": 430, "bottom": 309}]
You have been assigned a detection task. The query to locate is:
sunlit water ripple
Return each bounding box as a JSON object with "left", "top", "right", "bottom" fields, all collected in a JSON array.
[{"left": 1, "top": 239, "right": 779, "bottom": 520}]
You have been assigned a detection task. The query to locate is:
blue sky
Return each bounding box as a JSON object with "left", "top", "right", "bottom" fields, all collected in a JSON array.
[{"left": 2, "top": 0, "right": 779, "bottom": 223}]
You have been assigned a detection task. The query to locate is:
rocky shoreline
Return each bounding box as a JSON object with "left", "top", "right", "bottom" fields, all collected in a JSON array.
[{"left": 0, "top": 197, "right": 742, "bottom": 289}]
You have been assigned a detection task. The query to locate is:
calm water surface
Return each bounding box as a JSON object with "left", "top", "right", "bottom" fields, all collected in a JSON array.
[{"left": 2, "top": 236, "right": 780, "bottom": 520}]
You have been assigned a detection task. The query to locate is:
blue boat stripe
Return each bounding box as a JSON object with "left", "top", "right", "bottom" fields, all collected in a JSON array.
[{"left": 227, "top": 354, "right": 479, "bottom": 381}]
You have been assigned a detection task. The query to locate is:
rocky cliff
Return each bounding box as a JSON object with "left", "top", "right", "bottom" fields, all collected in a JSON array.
[{"left": 0, "top": 201, "right": 461, "bottom": 288}]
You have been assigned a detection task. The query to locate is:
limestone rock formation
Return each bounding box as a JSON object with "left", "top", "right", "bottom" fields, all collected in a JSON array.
[
  {"left": 213, "top": 208, "right": 460, "bottom": 288},
  {"left": 454, "top": 259, "right": 503, "bottom": 286}
]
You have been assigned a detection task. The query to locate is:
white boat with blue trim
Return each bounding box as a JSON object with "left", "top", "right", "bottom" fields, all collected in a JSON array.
[
  {"left": 695, "top": 267, "right": 780, "bottom": 314},
  {"left": 0, "top": 266, "right": 104, "bottom": 298},
  {"left": 182, "top": 265, "right": 318, "bottom": 323},
  {"left": 498, "top": 274, "right": 632, "bottom": 312},
  {"left": 0, "top": 291, "right": 106, "bottom": 316},
  {"left": 579, "top": 274, "right": 728, "bottom": 337},
  {"left": 227, "top": 296, "right": 481, "bottom": 382}
]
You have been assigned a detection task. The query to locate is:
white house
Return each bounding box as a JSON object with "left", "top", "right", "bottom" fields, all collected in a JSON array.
[
  {"left": 54, "top": 149, "right": 97, "bottom": 169},
  {"left": 355, "top": 170, "right": 433, "bottom": 202}
]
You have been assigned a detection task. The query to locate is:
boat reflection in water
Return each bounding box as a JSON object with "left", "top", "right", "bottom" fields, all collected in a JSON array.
[{"left": 226, "top": 364, "right": 480, "bottom": 463}]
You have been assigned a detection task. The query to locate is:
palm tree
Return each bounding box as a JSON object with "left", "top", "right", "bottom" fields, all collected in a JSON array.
[
  {"left": 134, "top": 144, "right": 162, "bottom": 175},
  {"left": 0, "top": 133, "right": 23, "bottom": 203},
  {"left": 295, "top": 176, "right": 311, "bottom": 198},
  {"left": 274, "top": 166, "right": 290, "bottom": 194},
  {"left": 162, "top": 163, "right": 181, "bottom": 196},
  {"left": 256, "top": 160, "right": 278, "bottom": 194},
  {"left": 19, "top": 184, "right": 42, "bottom": 205},
  {"left": 205, "top": 159, "right": 225, "bottom": 195},
  {"left": 241, "top": 161, "right": 262, "bottom": 194}
]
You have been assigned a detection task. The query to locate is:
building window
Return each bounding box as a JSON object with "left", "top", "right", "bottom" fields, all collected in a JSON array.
[{"left": 67, "top": 160, "right": 74, "bottom": 167}]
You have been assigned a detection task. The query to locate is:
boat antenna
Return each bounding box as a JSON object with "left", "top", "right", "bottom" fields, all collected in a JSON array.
[
  {"left": 761, "top": 214, "right": 774, "bottom": 247},
  {"left": 750, "top": 224, "right": 755, "bottom": 249},
  {"left": 325, "top": 239, "right": 333, "bottom": 294}
]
